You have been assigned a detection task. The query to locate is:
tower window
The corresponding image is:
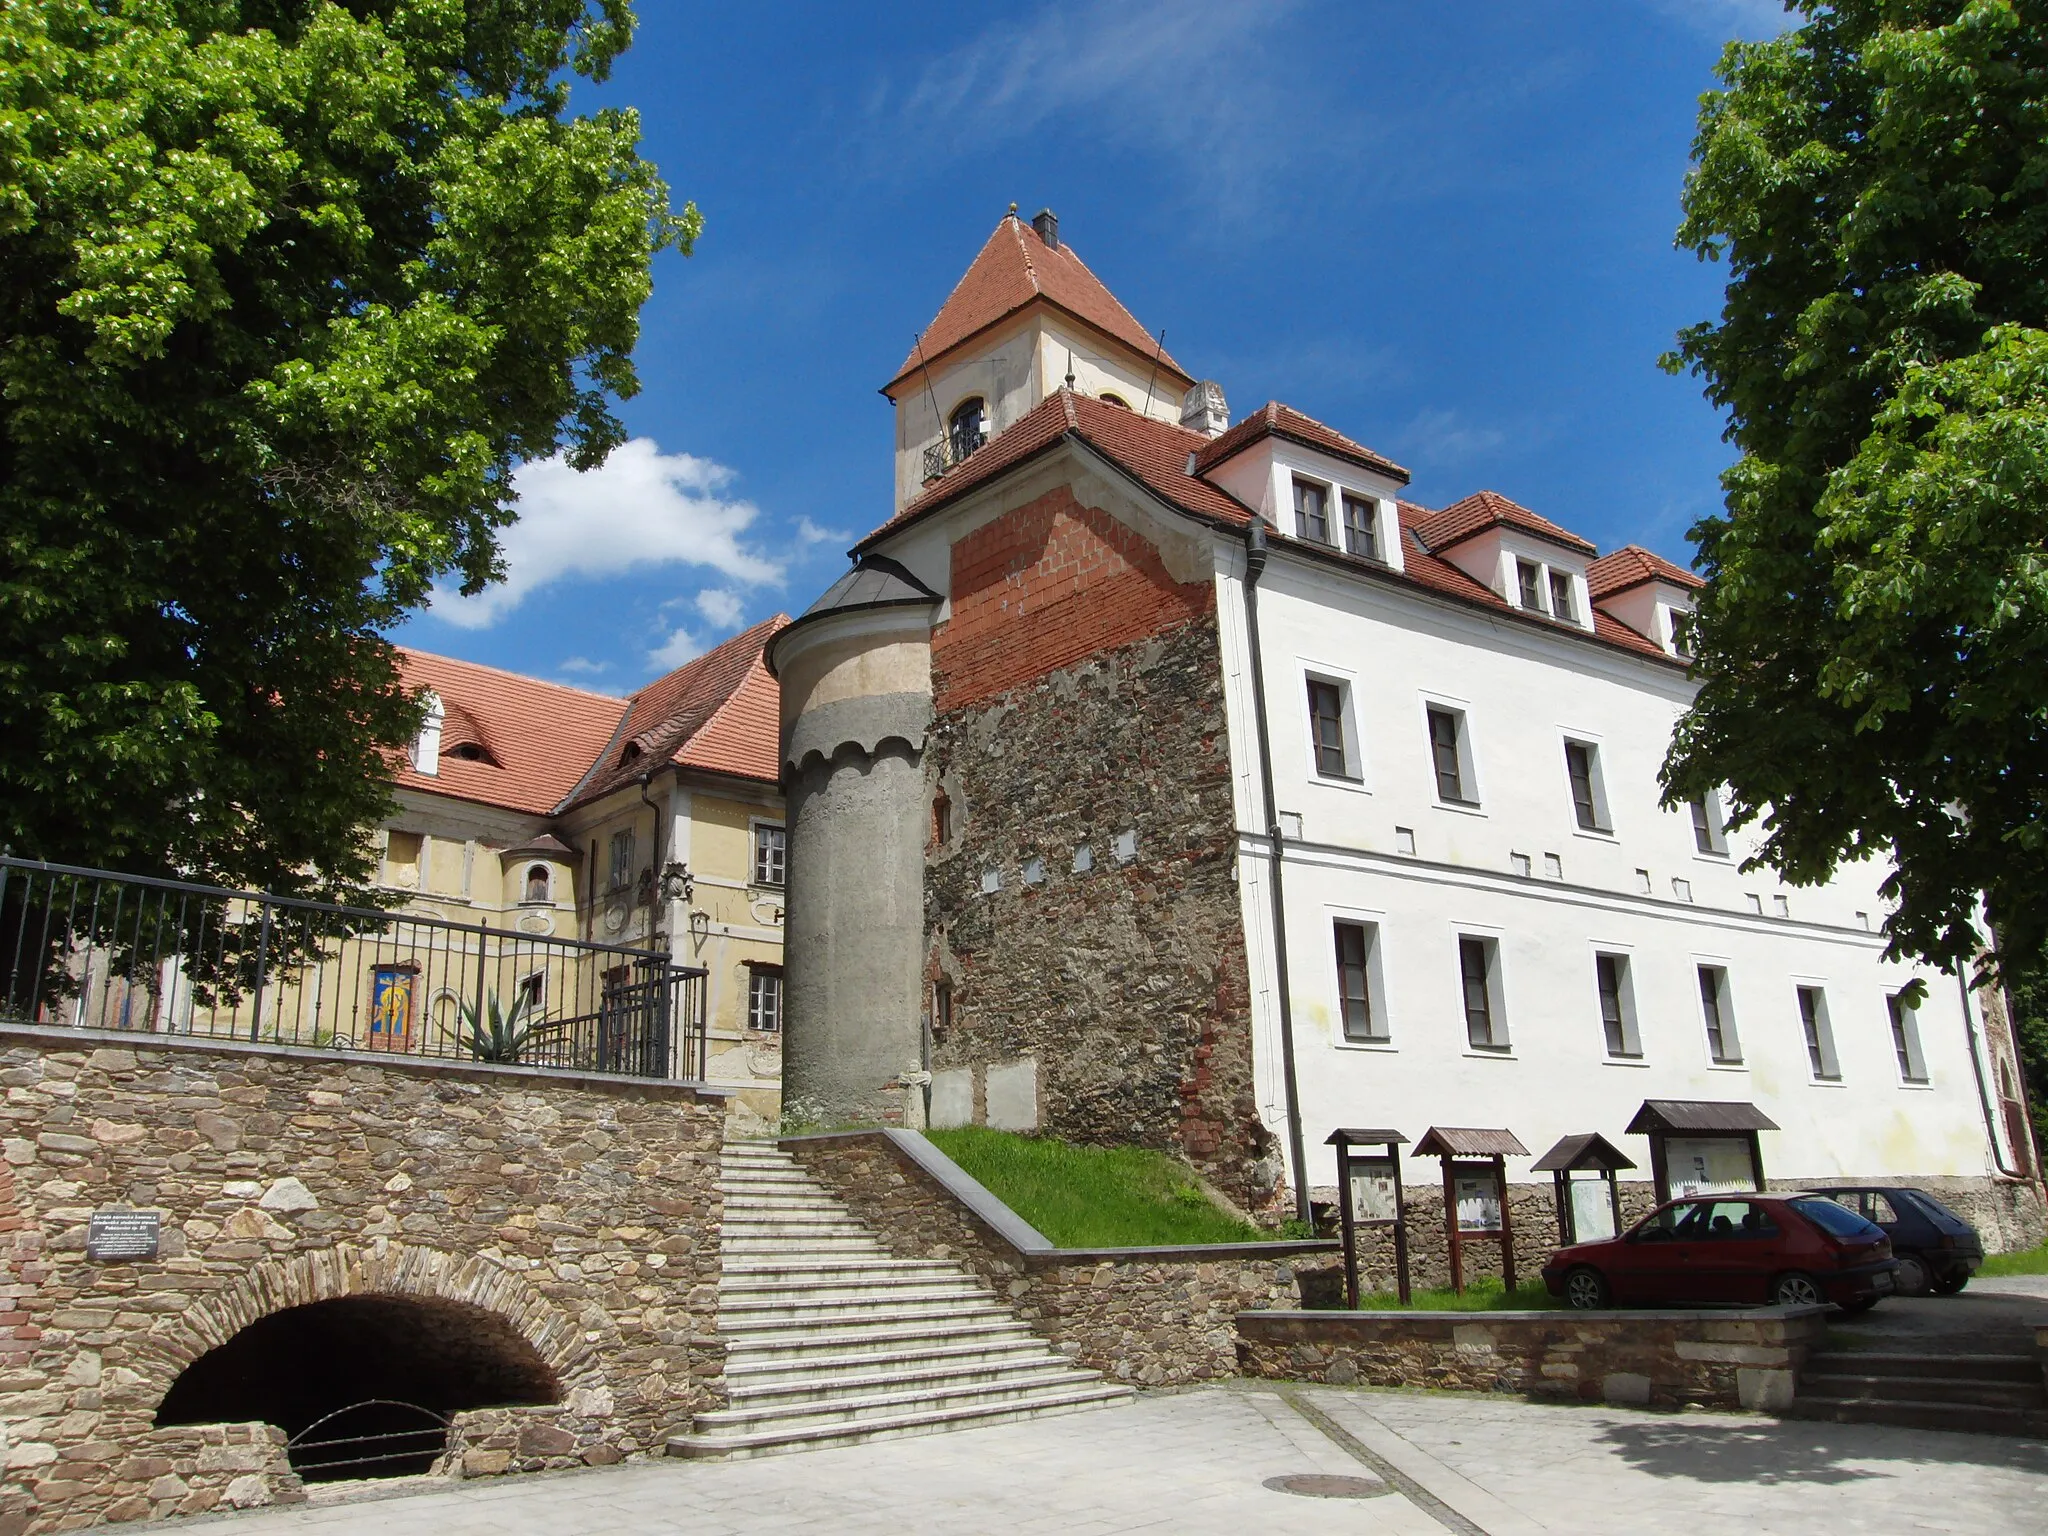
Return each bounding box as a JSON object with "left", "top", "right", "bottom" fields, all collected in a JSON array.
[{"left": 948, "top": 398, "right": 986, "bottom": 464}]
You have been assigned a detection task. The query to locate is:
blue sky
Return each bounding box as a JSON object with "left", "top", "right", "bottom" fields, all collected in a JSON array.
[{"left": 396, "top": 0, "right": 1797, "bottom": 691}]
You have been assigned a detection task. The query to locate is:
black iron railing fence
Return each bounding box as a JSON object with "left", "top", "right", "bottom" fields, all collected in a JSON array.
[{"left": 0, "top": 856, "right": 708, "bottom": 1081}]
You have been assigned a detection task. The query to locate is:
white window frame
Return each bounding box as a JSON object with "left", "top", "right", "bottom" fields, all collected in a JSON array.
[
  {"left": 1559, "top": 731, "right": 1613, "bottom": 837},
  {"left": 1340, "top": 492, "right": 1383, "bottom": 561},
  {"left": 1292, "top": 474, "right": 1334, "bottom": 546},
  {"left": 1695, "top": 959, "right": 1744, "bottom": 1068},
  {"left": 1302, "top": 664, "right": 1366, "bottom": 788},
  {"left": 1690, "top": 788, "right": 1729, "bottom": 858},
  {"left": 1592, "top": 947, "right": 1643, "bottom": 1060},
  {"left": 1453, "top": 927, "right": 1509, "bottom": 1054},
  {"left": 1794, "top": 981, "right": 1843, "bottom": 1083},
  {"left": 746, "top": 965, "right": 783, "bottom": 1033},
  {"left": 1888, "top": 990, "right": 1930, "bottom": 1085},
  {"left": 750, "top": 819, "right": 787, "bottom": 888},
  {"left": 1516, "top": 557, "right": 1545, "bottom": 612},
  {"left": 1330, "top": 910, "right": 1391, "bottom": 1048},
  {"left": 607, "top": 828, "right": 636, "bottom": 893},
  {"left": 1420, "top": 693, "right": 1482, "bottom": 811}
]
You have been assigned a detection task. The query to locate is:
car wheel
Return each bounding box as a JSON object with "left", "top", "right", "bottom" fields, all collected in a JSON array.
[
  {"left": 1838, "top": 1296, "right": 1880, "bottom": 1315},
  {"left": 1564, "top": 1266, "right": 1611, "bottom": 1310},
  {"left": 1930, "top": 1270, "right": 1970, "bottom": 1295},
  {"left": 1771, "top": 1271, "right": 1825, "bottom": 1307},
  {"left": 1893, "top": 1255, "right": 1931, "bottom": 1297}
]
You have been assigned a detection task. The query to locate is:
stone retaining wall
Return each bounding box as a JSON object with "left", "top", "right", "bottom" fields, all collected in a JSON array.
[
  {"left": 783, "top": 1130, "right": 1339, "bottom": 1386},
  {"left": 1235, "top": 1306, "right": 1832, "bottom": 1412},
  {"left": 0, "top": 1025, "right": 727, "bottom": 1534}
]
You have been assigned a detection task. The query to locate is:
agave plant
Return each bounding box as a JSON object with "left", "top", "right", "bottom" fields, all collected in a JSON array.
[{"left": 448, "top": 990, "right": 536, "bottom": 1064}]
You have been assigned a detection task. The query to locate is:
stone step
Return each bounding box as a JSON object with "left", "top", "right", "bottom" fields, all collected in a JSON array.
[
  {"left": 666, "top": 1385, "right": 1130, "bottom": 1462},
  {"left": 695, "top": 1370, "right": 1121, "bottom": 1435},
  {"left": 717, "top": 1300, "right": 1015, "bottom": 1336},
  {"left": 1800, "top": 1352, "right": 2041, "bottom": 1384},
  {"left": 722, "top": 1207, "right": 867, "bottom": 1225},
  {"left": 726, "top": 1353, "right": 1087, "bottom": 1407},
  {"left": 722, "top": 1336, "right": 1056, "bottom": 1388},
  {"left": 719, "top": 1236, "right": 889, "bottom": 1256},
  {"left": 721, "top": 1258, "right": 962, "bottom": 1282},
  {"left": 1783, "top": 1396, "right": 2048, "bottom": 1438},
  {"left": 719, "top": 1278, "right": 993, "bottom": 1310},
  {"left": 1799, "top": 1373, "right": 2046, "bottom": 1412},
  {"left": 718, "top": 1196, "right": 852, "bottom": 1215},
  {"left": 722, "top": 1317, "right": 1036, "bottom": 1363}
]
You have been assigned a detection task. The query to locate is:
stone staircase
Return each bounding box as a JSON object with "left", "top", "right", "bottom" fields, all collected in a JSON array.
[
  {"left": 666, "top": 1142, "right": 1130, "bottom": 1459},
  {"left": 1787, "top": 1349, "right": 2048, "bottom": 1438}
]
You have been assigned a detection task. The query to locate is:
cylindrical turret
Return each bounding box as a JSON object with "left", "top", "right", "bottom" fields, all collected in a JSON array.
[{"left": 766, "top": 557, "right": 940, "bottom": 1126}]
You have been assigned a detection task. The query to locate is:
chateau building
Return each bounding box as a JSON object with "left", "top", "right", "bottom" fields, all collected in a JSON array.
[
  {"left": 380, "top": 619, "right": 791, "bottom": 1122},
  {"left": 770, "top": 209, "right": 2044, "bottom": 1241}
]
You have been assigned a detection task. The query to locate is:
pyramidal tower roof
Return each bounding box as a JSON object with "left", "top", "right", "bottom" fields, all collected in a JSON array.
[{"left": 885, "top": 210, "right": 1189, "bottom": 394}]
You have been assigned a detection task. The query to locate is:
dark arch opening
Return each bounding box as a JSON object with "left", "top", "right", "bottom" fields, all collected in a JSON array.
[{"left": 156, "top": 1294, "right": 560, "bottom": 1481}]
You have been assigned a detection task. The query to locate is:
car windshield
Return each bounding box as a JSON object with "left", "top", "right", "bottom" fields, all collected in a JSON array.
[{"left": 1790, "top": 1196, "right": 1883, "bottom": 1240}]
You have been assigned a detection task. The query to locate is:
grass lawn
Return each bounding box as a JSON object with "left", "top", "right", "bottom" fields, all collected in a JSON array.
[
  {"left": 1354, "top": 1275, "right": 1561, "bottom": 1312},
  {"left": 925, "top": 1126, "right": 1269, "bottom": 1247},
  {"left": 1980, "top": 1240, "right": 2048, "bottom": 1276}
]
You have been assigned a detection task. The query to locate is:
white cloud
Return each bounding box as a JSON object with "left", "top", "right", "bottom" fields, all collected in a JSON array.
[
  {"left": 797, "top": 516, "right": 847, "bottom": 547},
  {"left": 555, "top": 656, "right": 610, "bottom": 677},
  {"left": 432, "top": 439, "right": 783, "bottom": 629},
  {"left": 1648, "top": 0, "right": 1800, "bottom": 40},
  {"left": 1398, "top": 408, "right": 1509, "bottom": 467},
  {"left": 866, "top": 0, "right": 1308, "bottom": 200},
  {"left": 646, "top": 627, "right": 703, "bottom": 671},
  {"left": 695, "top": 588, "right": 746, "bottom": 628}
]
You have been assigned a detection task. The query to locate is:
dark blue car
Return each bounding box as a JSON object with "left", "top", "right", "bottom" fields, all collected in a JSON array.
[{"left": 1804, "top": 1186, "right": 1984, "bottom": 1295}]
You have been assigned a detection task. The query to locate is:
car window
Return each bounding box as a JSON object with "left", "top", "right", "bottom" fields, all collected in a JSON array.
[
  {"left": 1689, "top": 1200, "right": 1778, "bottom": 1240},
  {"left": 1818, "top": 1191, "right": 1864, "bottom": 1217},
  {"left": 1789, "top": 1196, "right": 1884, "bottom": 1241},
  {"left": 1868, "top": 1193, "right": 1900, "bottom": 1225},
  {"left": 1898, "top": 1188, "right": 1971, "bottom": 1229},
  {"left": 1633, "top": 1205, "right": 1695, "bottom": 1241}
]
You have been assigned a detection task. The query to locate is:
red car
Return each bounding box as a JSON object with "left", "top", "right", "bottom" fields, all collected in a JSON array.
[{"left": 1540, "top": 1193, "right": 1898, "bottom": 1311}]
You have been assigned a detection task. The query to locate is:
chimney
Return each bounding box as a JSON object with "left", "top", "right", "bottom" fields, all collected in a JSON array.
[
  {"left": 1180, "top": 380, "right": 1228, "bottom": 438},
  {"left": 1032, "top": 208, "right": 1059, "bottom": 250}
]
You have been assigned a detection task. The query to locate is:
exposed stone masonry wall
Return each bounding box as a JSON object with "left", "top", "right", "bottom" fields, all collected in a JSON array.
[
  {"left": 926, "top": 510, "right": 1271, "bottom": 1205},
  {"left": 0, "top": 1026, "right": 725, "bottom": 1534},
  {"left": 785, "top": 1133, "right": 1339, "bottom": 1387},
  {"left": 1236, "top": 1307, "right": 1831, "bottom": 1413}
]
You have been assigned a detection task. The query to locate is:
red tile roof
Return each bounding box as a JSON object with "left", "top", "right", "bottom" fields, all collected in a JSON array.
[
  {"left": 393, "top": 652, "right": 628, "bottom": 817},
  {"left": 886, "top": 215, "right": 1189, "bottom": 394},
  {"left": 856, "top": 389, "right": 1254, "bottom": 553},
  {"left": 566, "top": 616, "right": 791, "bottom": 805},
  {"left": 1193, "top": 402, "right": 1410, "bottom": 484},
  {"left": 1413, "top": 489, "right": 1597, "bottom": 557},
  {"left": 1587, "top": 544, "right": 1703, "bottom": 599}
]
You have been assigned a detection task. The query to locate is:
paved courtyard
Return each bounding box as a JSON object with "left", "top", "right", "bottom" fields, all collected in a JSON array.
[{"left": 140, "top": 1372, "right": 2048, "bottom": 1536}]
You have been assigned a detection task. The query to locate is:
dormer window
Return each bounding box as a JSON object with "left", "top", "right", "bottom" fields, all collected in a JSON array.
[
  {"left": 948, "top": 398, "right": 986, "bottom": 464},
  {"left": 1517, "top": 560, "right": 1543, "bottom": 611},
  {"left": 1100, "top": 392, "right": 1130, "bottom": 408},
  {"left": 1548, "top": 570, "right": 1576, "bottom": 623},
  {"left": 1341, "top": 494, "right": 1379, "bottom": 560},
  {"left": 1292, "top": 477, "right": 1331, "bottom": 545}
]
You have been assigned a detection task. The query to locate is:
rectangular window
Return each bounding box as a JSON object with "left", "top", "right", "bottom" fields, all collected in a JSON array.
[
  {"left": 1888, "top": 993, "right": 1928, "bottom": 1083},
  {"left": 1699, "top": 965, "right": 1740, "bottom": 1064},
  {"left": 1691, "top": 792, "right": 1726, "bottom": 855},
  {"left": 1458, "top": 935, "right": 1505, "bottom": 1050},
  {"left": 382, "top": 830, "right": 424, "bottom": 889},
  {"left": 1595, "top": 953, "right": 1641, "bottom": 1057},
  {"left": 1798, "top": 986, "right": 1840, "bottom": 1080},
  {"left": 1307, "top": 679, "right": 1350, "bottom": 778},
  {"left": 1563, "top": 740, "right": 1608, "bottom": 832},
  {"left": 1341, "top": 494, "right": 1379, "bottom": 559},
  {"left": 1517, "top": 559, "right": 1544, "bottom": 611},
  {"left": 517, "top": 970, "right": 546, "bottom": 1012},
  {"left": 1293, "top": 478, "right": 1331, "bottom": 545},
  {"left": 933, "top": 979, "right": 953, "bottom": 1035},
  {"left": 1548, "top": 569, "right": 1575, "bottom": 622},
  {"left": 607, "top": 829, "right": 636, "bottom": 892},
  {"left": 1427, "top": 706, "right": 1470, "bottom": 803},
  {"left": 753, "top": 823, "right": 787, "bottom": 887},
  {"left": 747, "top": 966, "right": 783, "bottom": 1033},
  {"left": 1334, "top": 921, "right": 1386, "bottom": 1043}
]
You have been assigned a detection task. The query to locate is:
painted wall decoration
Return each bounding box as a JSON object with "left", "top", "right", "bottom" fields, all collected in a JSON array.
[{"left": 369, "top": 965, "right": 417, "bottom": 1050}]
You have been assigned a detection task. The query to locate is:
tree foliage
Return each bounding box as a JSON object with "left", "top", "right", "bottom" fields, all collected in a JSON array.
[
  {"left": 0, "top": 1, "right": 694, "bottom": 896},
  {"left": 1664, "top": 0, "right": 2048, "bottom": 970}
]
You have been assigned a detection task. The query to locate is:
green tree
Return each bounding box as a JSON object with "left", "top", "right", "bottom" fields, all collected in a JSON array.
[
  {"left": 0, "top": 1, "right": 694, "bottom": 897},
  {"left": 1663, "top": 0, "right": 2048, "bottom": 972}
]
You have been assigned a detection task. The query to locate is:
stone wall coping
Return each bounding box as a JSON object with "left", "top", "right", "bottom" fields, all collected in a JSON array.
[
  {"left": 1237, "top": 1305, "right": 1832, "bottom": 1329},
  {"left": 777, "top": 1128, "right": 1340, "bottom": 1265},
  {"left": 0, "top": 1020, "right": 733, "bottom": 1100}
]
